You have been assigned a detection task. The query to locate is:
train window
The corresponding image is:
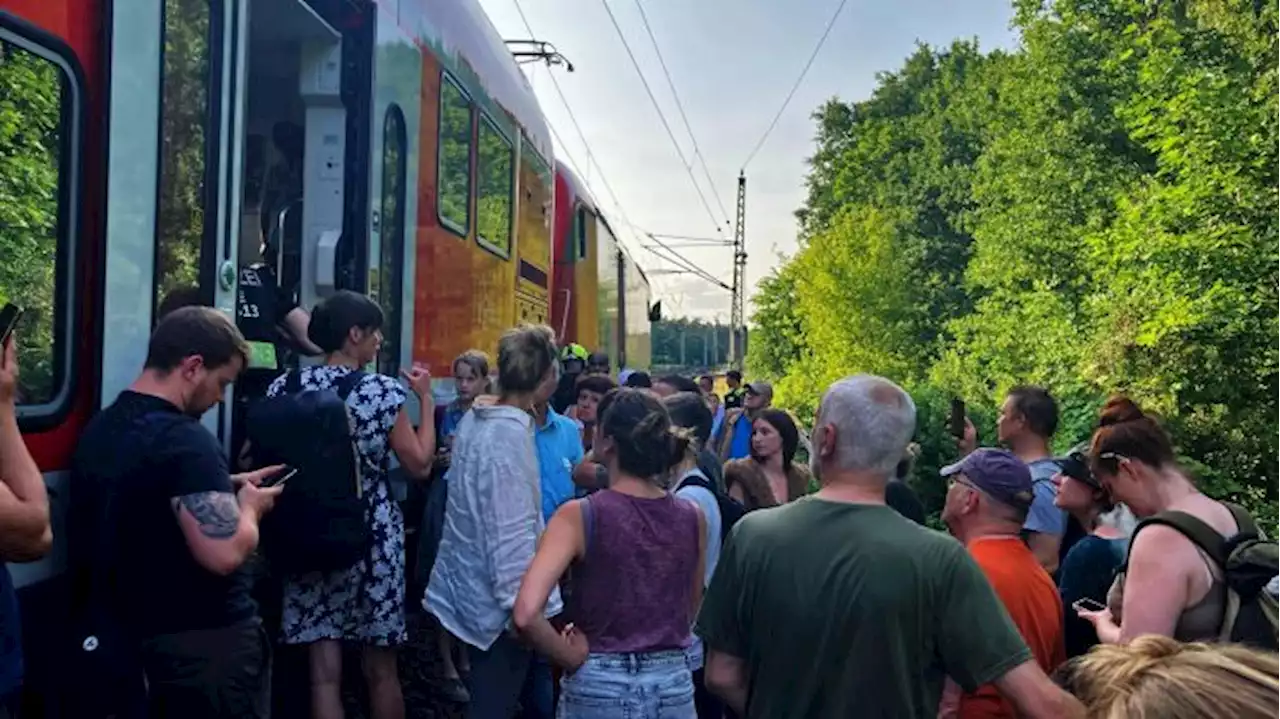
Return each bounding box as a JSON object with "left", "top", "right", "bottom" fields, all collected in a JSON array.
[
  {"left": 575, "top": 206, "right": 589, "bottom": 261},
  {"left": 437, "top": 75, "right": 472, "bottom": 236},
  {"left": 154, "top": 0, "right": 216, "bottom": 318},
  {"left": 0, "top": 27, "right": 78, "bottom": 411},
  {"left": 476, "top": 115, "right": 513, "bottom": 257},
  {"left": 376, "top": 105, "right": 407, "bottom": 375}
]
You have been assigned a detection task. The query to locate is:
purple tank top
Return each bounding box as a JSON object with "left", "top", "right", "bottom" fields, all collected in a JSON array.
[{"left": 569, "top": 490, "right": 700, "bottom": 654}]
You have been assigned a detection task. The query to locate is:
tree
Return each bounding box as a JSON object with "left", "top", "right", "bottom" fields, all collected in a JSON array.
[{"left": 753, "top": 0, "right": 1278, "bottom": 527}]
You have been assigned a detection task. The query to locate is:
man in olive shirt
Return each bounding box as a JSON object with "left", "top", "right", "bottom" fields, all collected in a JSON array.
[{"left": 694, "top": 375, "right": 1083, "bottom": 718}]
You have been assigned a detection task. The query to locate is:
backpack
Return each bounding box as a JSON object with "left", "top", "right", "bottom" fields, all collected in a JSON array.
[
  {"left": 676, "top": 470, "right": 747, "bottom": 544},
  {"left": 1130, "top": 502, "right": 1278, "bottom": 650},
  {"left": 246, "top": 369, "right": 370, "bottom": 574}
]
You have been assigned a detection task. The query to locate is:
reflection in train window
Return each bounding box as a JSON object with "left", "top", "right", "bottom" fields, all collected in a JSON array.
[
  {"left": 376, "top": 105, "right": 407, "bottom": 375},
  {"left": 437, "top": 75, "right": 472, "bottom": 236},
  {"left": 0, "top": 34, "right": 73, "bottom": 407},
  {"left": 476, "top": 115, "right": 512, "bottom": 257},
  {"left": 154, "top": 0, "right": 214, "bottom": 319}
]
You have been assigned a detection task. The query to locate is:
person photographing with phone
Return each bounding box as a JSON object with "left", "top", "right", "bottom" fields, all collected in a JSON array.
[{"left": 0, "top": 319, "right": 54, "bottom": 718}]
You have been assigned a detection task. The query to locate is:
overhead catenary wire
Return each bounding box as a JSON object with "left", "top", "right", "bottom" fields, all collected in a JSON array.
[
  {"left": 510, "top": 0, "right": 645, "bottom": 259},
  {"left": 510, "top": 0, "right": 732, "bottom": 291},
  {"left": 740, "top": 0, "right": 850, "bottom": 171},
  {"left": 630, "top": 0, "right": 731, "bottom": 225},
  {"left": 597, "top": 0, "right": 728, "bottom": 234}
]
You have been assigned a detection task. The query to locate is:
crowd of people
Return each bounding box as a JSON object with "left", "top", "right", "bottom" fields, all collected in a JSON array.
[{"left": 0, "top": 295, "right": 1276, "bottom": 719}]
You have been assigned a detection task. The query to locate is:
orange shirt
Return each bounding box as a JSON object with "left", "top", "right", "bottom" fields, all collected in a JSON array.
[{"left": 958, "top": 536, "right": 1066, "bottom": 719}]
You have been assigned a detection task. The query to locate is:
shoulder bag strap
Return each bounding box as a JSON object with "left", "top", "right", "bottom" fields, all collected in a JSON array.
[
  {"left": 334, "top": 369, "right": 367, "bottom": 400},
  {"left": 1223, "top": 502, "right": 1260, "bottom": 539},
  {"left": 283, "top": 368, "right": 303, "bottom": 395},
  {"left": 1132, "top": 510, "right": 1230, "bottom": 569},
  {"left": 581, "top": 495, "right": 594, "bottom": 556}
]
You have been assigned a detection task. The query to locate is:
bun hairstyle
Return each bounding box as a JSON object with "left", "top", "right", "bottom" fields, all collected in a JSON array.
[
  {"left": 1052, "top": 635, "right": 1279, "bottom": 719},
  {"left": 597, "top": 388, "right": 692, "bottom": 481},
  {"left": 753, "top": 409, "right": 800, "bottom": 471},
  {"left": 1090, "top": 395, "right": 1176, "bottom": 472},
  {"left": 308, "top": 290, "right": 384, "bottom": 353}
]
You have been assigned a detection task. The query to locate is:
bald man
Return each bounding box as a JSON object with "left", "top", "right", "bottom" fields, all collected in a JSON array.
[{"left": 694, "top": 375, "right": 1083, "bottom": 719}]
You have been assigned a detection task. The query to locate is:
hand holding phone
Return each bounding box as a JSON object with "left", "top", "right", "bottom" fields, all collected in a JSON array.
[
  {"left": 260, "top": 467, "right": 298, "bottom": 488},
  {"left": 0, "top": 305, "right": 21, "bottom": 405},
  {"left": 1072, "top": 597, "right": 1107, "bottom": 614},
  {"left": 949, "top": 399, "right": 966, "bottom": 439},
  {"left": 0, "top": 304, "right": 21, "bottom": 348}
]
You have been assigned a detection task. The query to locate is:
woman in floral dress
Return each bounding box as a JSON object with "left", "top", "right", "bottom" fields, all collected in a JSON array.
[{"left": 267, "top": 290, "right": 435, "bottom": 719}]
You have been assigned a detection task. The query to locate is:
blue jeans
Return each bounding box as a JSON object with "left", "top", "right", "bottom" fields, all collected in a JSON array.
[{"left": 557, "top": 650, "right": 695, "bottom": 719}]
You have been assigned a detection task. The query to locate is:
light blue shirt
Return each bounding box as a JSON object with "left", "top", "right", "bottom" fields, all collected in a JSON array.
[
  {"left": 728, "top": 413, "right": 753, "bottom": 460},
  {"left": 710, "top": 403, "right": 726, "bottom": 440},
  {"left": 1024, "top": 458, "right": 1068, "bottom": 536},
  {"left": 535, "top": 406, "right": 584, "bottom": 523},
  {"left": 675, "top": 468, "right": 722, "bottom": 671}
]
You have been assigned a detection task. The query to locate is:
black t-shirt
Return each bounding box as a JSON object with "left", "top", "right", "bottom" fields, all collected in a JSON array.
[
  {"left": 886, "top": 480, "right": 927, "bottom": 525},
  {"left": 237, "top": 263, "right": 301, "bottom": 373},
  {"left": 69, "top": 391, "right": 256, "bottom": 637}
]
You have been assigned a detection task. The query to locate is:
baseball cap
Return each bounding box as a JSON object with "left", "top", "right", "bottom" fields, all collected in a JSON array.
[
  {"left": 1054, "top": 442, "right": 1100, "bottom": 489},
  {"left": 746, "top": 381, "right": 773, "bottom": 398},
  {"left": 941, "top": 448, "right": 1034, "bottom": 511}
]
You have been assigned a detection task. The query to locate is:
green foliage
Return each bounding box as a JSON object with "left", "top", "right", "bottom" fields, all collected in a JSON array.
[
  {"left": 0, "top": 35, "right": 65, "bottom": 403},
  {"left": 753, "top": 0, "right": 1278, "bottom": 528},
  {"left": 476, "top": 119, "right": 512, "bottom": 253},
  {"left": 438, "top": 79, "right": 472, "bottom": 234},
  {"left": 653, "top": 317, "right": 731, "bottom": 370},
  {"left": 155, "top": 0, "right": 211, "bottom": 313}
]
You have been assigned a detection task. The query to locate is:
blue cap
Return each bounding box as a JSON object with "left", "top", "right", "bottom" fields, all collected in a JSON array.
[{"left": 941, "top": 448, "right": 1034, "bottom": 511}]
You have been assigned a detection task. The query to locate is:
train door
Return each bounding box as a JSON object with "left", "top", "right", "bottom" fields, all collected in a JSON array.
[
  {"left": 100, "top": 0, "right": 248, "bottom": 445},
  {"left": 367, "top": 20, "right": 422, "bottom": 379}
]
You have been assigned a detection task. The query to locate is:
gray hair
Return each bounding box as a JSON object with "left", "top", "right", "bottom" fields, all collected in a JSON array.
[
  {"left": 816, "top": 375, "right": 916, "bottom": 476},
  {"left": 496, "top": 324, "right": 558, "bottom": 394}
]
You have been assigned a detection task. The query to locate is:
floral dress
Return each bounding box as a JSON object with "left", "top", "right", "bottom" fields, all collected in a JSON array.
[{"left": 267, "top": 364, "right": 408, "bottom": 646}]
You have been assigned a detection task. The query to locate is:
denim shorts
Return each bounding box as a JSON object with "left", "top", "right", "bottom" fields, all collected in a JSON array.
[{"left": 557, "top": 650, "right": 695, "bottom": 719}]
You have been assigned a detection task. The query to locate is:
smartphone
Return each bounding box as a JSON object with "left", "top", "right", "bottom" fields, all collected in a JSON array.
[
  {"left": 1072, "top": 597, "right": 1106, "bottom": 613},
  {"left": 0, "top": 304, "right": 22, "bottom": 347},
  {"left": 261, "top": 467, "right": 298, "bottom": 488},
  {"left": 949, "top": 398, "right": 966, "bottom": 439}
]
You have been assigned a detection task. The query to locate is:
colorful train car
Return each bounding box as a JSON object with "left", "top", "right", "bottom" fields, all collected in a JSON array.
[
  {"left": 550, "top": 161, "right": 656, "bottom": 371},
  {"left": 1, "top": 0, "right": 591, "bottom": 710}
]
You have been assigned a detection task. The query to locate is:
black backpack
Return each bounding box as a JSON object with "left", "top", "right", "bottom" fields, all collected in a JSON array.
[
  {"left": 1129, "top": 502, "right": 1278, "bottom": 650},
  {"left": 246, "top": 369, "right": 370, "bottom": 574},
  {"left": 676, "top": 470, "right": 747, "bottom": 544}
]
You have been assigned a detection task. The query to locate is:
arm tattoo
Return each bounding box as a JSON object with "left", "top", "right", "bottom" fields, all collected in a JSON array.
[{"left": 172, "top": 491, "right": 241, "bottom": 539}]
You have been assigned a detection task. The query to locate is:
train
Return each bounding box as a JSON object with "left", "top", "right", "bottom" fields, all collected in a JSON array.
[
  {"left": 0, "top": 0, "right": 652, "bottom": 711},
  {"left": 551, "top": 160, "right": 657, "bottom": 372}
]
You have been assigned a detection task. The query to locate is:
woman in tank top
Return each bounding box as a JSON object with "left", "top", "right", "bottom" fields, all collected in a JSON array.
[
  {"left": 1077, "top": 397, "right": 1242, "bottom": 644},
  {"left": 514, "top": 388, "right": 707, "bottom": 718}
]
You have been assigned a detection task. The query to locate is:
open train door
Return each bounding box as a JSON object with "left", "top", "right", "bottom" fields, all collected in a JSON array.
[{"left": 98, "top": 0, "right": 252, "bottom": 444}]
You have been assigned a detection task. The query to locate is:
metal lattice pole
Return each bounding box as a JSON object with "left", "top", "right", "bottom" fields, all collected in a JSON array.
[{"left": 729, "top": 172, "right": 747, "bottom": 369}]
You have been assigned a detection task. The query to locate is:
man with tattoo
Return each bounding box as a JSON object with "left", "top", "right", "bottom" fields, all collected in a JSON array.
[{"left": 69, "top": 307, "right": 283, "bottom": 718}]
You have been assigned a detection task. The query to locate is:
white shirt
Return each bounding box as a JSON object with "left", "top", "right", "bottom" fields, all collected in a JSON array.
[{"left": 425, "top": 405, "right": 563, "bottom": 650}]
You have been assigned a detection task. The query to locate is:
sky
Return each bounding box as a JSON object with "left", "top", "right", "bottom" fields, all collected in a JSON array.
[{"left": 476, "top": 0, "right": 1020, "bottom": 322}]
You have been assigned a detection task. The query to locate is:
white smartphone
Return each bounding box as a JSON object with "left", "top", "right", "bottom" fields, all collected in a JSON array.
[
  {"left": 262, "top": 467, "right": 298, "bottom": 488},
  {"left": 1072, "top": 597, "right": 1106, "bottom": 613}
]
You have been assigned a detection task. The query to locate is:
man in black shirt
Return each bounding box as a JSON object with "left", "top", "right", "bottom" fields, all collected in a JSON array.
[{"left": 70, "top": 307, "right": 283, "bottom": 718}]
